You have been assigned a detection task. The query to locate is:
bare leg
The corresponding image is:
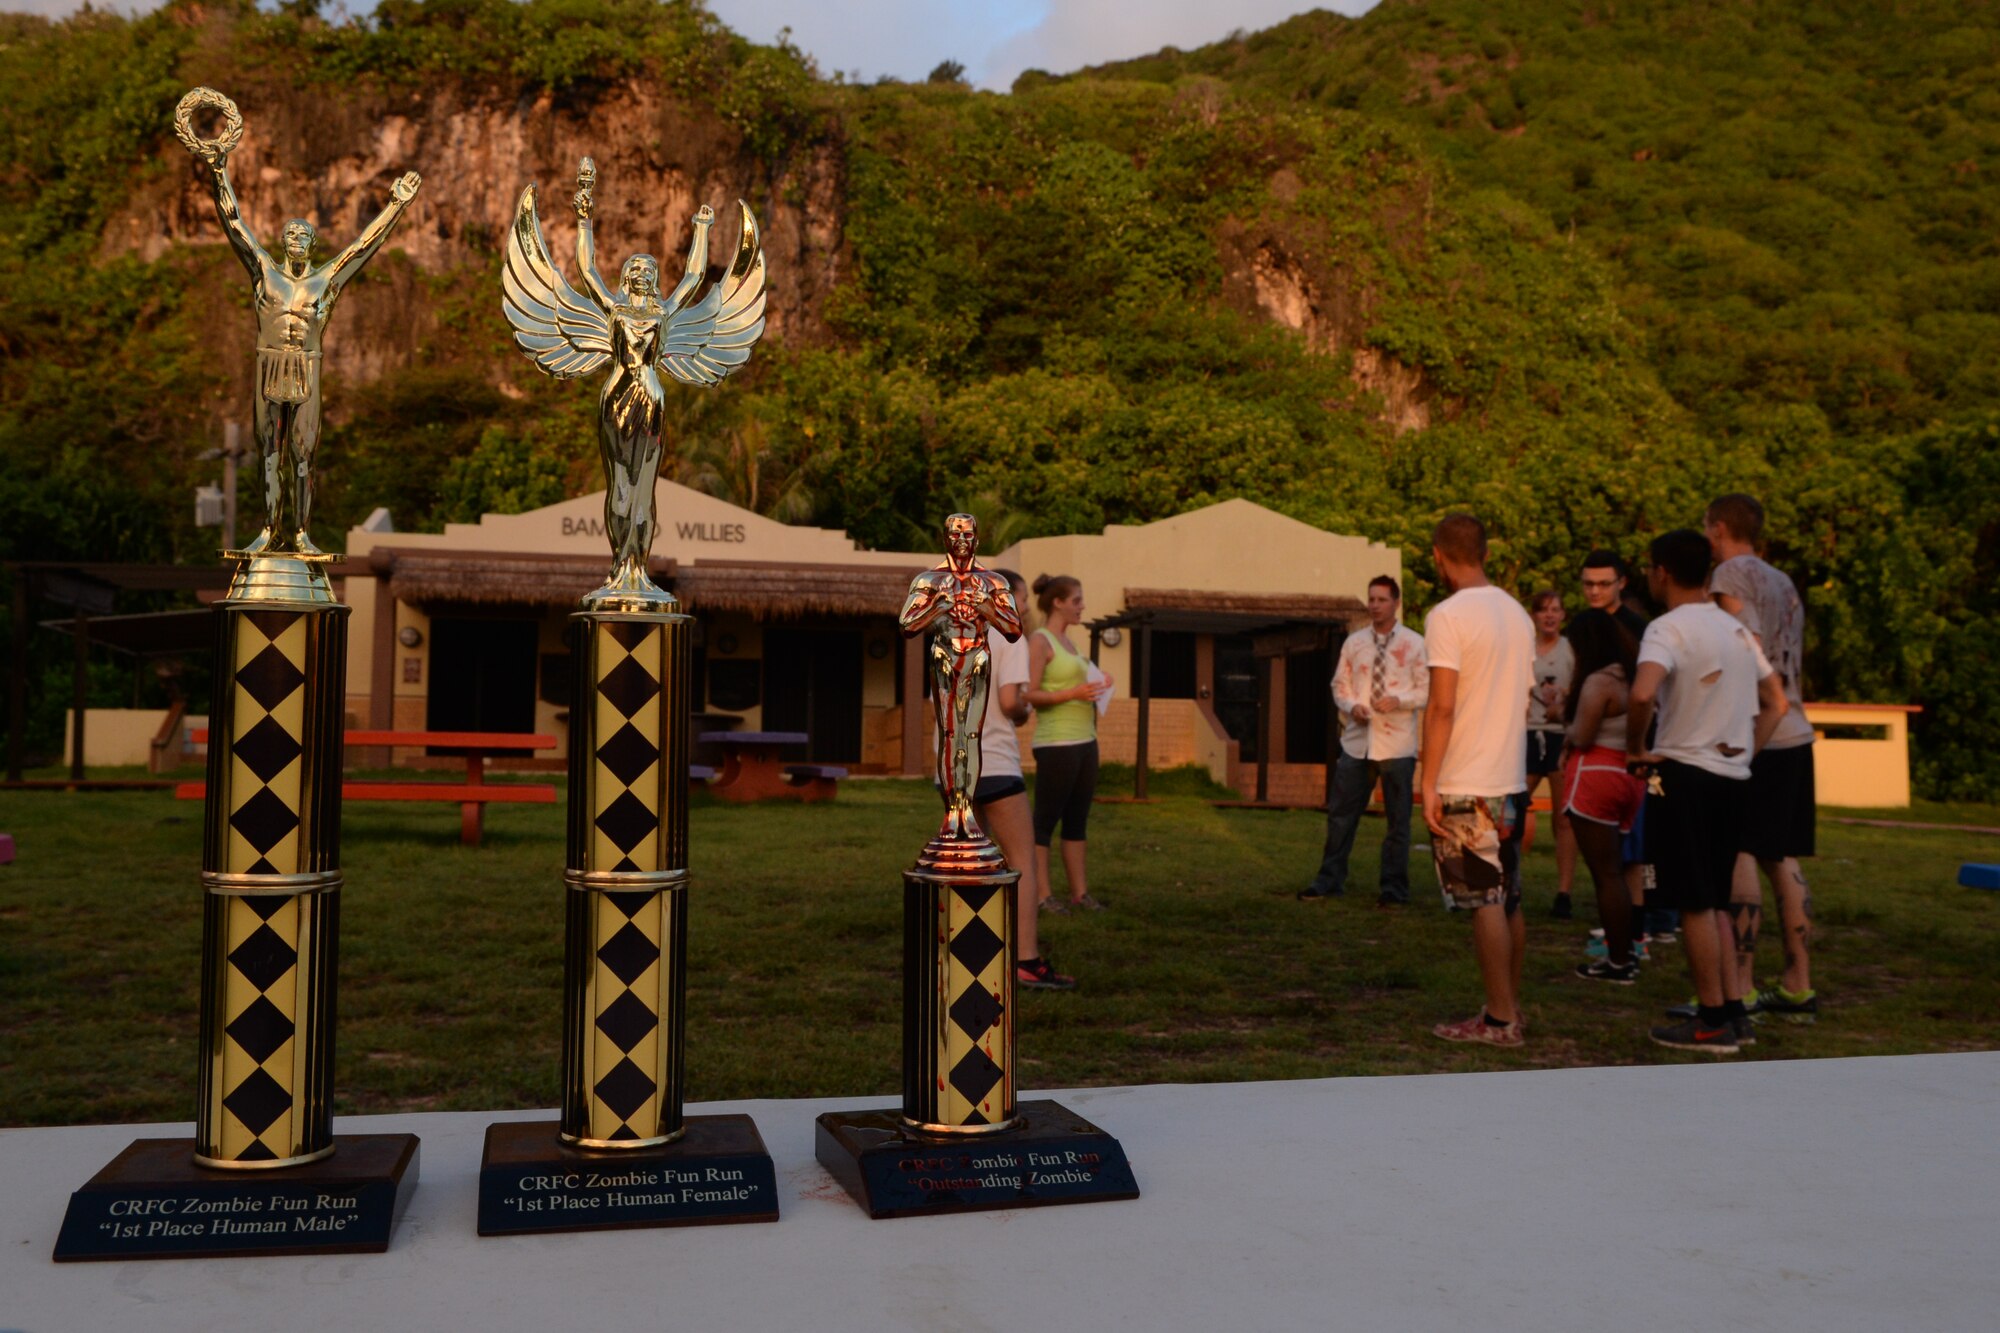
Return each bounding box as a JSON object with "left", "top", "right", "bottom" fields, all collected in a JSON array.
[
  {"left": 1061, "top": 838, "right": 1089, "bottom": 904},
  {"left": 978, "top": 792, "right": 1040, "bottom": 962},
  {"left": 1681, "top": 907, "right": 1726, "bottom": 1008},
  {"left": 1554, "top": 805, "right": 1578, "bottom": 897},
  {"left": 1766, "top": 857, "right": 1813, "bottom": 993},
  {"left": 1034, "top": 844, "right": 1054, "bottom": 905},
  {"left": 1509, "top": 905, "right": 1526, "bottom": 1014},
  {"left": 1573, "top": 818, "right": 1634, "bottom": 963},
  {"left": 1471, "top": 904, "right": 1518, "bottom": 1025}
]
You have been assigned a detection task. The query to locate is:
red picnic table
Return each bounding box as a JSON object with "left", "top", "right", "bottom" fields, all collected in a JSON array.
[
  {"left": 698, "top": 731, "right": 845, "bottom": 804},
  {"left": 181, "top": 729, "right": 558, "bottom": 846}
]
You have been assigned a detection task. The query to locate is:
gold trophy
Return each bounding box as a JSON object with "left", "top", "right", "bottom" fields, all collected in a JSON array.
[
  {"left": 56, "top": 89, "right": 419, "bottom": 1261},
  {"left": 814, "top": 516, "right": 1139, "bottom": 1217},
  {"left": 475, "top": 160, "right": 777, "bottom": 1234}
]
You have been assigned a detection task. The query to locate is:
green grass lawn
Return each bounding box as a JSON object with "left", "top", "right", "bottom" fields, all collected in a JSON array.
[{"left": 2, "top": 774, "right": 1997, "bottom": 1127}]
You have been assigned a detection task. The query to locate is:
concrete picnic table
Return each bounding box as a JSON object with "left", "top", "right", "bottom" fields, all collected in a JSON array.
[{"left": 697, "top": 730, "right": 840, "bottom": 803}]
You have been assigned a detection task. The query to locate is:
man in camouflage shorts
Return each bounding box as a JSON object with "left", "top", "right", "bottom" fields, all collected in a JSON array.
[{"left": 1420, "top": 515, "right": 1537, "bottom": 1046}]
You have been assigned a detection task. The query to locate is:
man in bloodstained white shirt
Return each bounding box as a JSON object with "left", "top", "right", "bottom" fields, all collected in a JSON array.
[
  {"left": 1300, "top": 575, "right": 1427, "bottom": 905},
  {"left": 1627, "top": 529, "right": 1789, "bottom": 1054}
]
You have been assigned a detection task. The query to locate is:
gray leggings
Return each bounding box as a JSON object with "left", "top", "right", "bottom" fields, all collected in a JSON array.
[{"left": 1032, "top": 741, "right": 1098, "bottom": 846}]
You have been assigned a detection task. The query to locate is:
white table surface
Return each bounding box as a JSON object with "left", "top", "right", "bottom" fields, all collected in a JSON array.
[{"left": 5, "top": 1054, "right": 1997, "bottom": 1332}]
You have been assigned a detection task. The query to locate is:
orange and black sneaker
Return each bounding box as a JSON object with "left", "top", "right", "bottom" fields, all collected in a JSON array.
[
  {"left": 1017, "top": 956, "right": 1076, "bottom": 991},
  {"left": 1649, "top": 1017, "right": 1740, "bottom": 1055}
]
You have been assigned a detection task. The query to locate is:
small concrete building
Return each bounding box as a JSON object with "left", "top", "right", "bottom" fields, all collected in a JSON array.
[{"left": 339, "top": 485, "right": 1399, "bottom": 788}]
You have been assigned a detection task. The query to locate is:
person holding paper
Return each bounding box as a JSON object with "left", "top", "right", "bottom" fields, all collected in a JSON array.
[{"left": 1027, "top": 574, "right": 1114, "bottom": 912}]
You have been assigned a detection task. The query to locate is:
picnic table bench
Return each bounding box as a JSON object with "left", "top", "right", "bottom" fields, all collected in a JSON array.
[
  {"left": 180, "top": 729, "right": 558, "bottom": 846},
  {"left": 698, "top": 731, "right": 844, "bottom": 804}
]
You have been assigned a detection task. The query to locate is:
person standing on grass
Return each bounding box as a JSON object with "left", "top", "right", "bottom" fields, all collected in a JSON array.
[
  {"left": 1420, "top": 514, "right": 1536, "bottom": 1047},
  {"left": 1627, "top": 530, "right": 1789, "bottom": 1054},
  {"left": 1706, "top": 494, "right": 1819, "bottom": 1024},
  {"left": 1525, "top": 590, "right": 1579, "bottom": 918},
  {"left": 1577, "top": 549, "right": 1664, "bottom": 950},
  {"left": 1558, "top": 609, "right": 1646, "bottom": 983},
  {"left": 977, "top": 570, "right": 1075, "bottom": 990},
  {"left": 1300, "top": 575, "right": 1427, "bottom": 906},
  {"left": 1027, "top": 574, "right": 1113, "bottom": 913}
]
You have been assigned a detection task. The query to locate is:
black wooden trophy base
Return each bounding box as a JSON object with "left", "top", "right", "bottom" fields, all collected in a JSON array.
[
  {"left": 815, "top": 1099, "right": 1139, "bottom": 1219},
  {"left": 53, "top": 1134, "right": 419, "bottom": 1262},
  {"left": 478, "top": 1115, "right": 778, "bottom": 1235}
]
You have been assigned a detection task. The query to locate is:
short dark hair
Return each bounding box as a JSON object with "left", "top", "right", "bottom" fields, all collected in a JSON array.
[
  {"left": 1431, "top": 513, "right": 1487, "bottom": 566},
  {"left": 1368, "top": 575, "right": 1401, "bottom": 601},
  {"left": 1580, "top": 548, "right": 1626, "bottom": 579},
  {"left": 1529, "top": 588, "right": 1562, "bottom": 613},
  {"left": 1706, "top": 493, "right": 1765, "bottom": 545},
  {"left": 1648, "top": 529, "right": 1713, "bottom": 591}
]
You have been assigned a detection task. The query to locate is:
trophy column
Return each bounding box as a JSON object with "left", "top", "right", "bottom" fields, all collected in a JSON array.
[
  {"left": 476, "top": 599, "right": 777, "bottom": 1235},
  {"left": 902, "top": 867, "right": 1017, "bottom": 1135},
  {"left": 561, "top": 611, "right": 691, "bottom": 1147},
  {"left": 195, "top": 589, "right": 345, "bottom": 1166}
]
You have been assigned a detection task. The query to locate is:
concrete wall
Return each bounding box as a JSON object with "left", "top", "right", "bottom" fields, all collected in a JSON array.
[{"left": 62, "top": 710, "right": 207, "bottom": 770}]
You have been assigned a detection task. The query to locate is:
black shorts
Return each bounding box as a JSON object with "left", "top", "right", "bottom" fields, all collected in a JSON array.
[
  {"left": 1527, "top": 731, "right": 1563, "bottom": 776},
  {"left": 972, "top": 774, "right": 1027, "bottom": 804},
  {"left": 1742, "top": 743, "right": 1815, "bottom": 861},
  {"left": 1645, "top": 759, "right": 1747, "bottom": 914}
]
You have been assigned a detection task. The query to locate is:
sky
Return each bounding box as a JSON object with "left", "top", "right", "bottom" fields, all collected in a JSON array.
[{"left": 8, "top": 1, "right": 1376, "bottom": 89}]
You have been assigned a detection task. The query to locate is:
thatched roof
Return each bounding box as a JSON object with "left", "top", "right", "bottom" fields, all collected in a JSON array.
[
  {"left": 673, "top": 560, "right": 925, "bottom": 618},
  {"left": 1120, "top": 587, "right": 1366, "bottom": 625},
  {"left": 382, "top": 551, "right": 630, "bottom": 607}
]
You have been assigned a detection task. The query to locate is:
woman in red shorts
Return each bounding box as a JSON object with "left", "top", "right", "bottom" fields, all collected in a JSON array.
[{"left": 1561, "top": 608, "right": 1646, "bottom": 982}]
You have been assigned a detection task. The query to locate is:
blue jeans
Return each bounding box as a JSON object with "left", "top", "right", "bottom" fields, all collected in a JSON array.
[{"left": 1309, "top": 751, "right": 1414, "bottom": 901}]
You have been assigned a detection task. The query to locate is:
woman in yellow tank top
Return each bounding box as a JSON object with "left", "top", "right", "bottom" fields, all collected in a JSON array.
[{"left": 1027, "top": 574, "right": 1114, "bottom": 912}]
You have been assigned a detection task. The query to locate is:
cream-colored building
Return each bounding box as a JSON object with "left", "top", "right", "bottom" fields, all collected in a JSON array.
[{"left": 338, "top": 485, "right": 1398, "bottom": 782}]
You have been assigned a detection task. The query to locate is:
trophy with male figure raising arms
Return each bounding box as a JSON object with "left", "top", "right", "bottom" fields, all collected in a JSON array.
[{"left": 56, "top": 88, "right": 421, "bottom": 1261}]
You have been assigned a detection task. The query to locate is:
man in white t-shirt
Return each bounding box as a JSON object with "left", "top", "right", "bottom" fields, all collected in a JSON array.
[
  {"left": 1420, "top": 514, "right": 1536, "bottom": 1046},
  {"left": 1627, "top": 530, "right": 1788, "bottom": 1054},
  {"left": 1706, "top": 493, "right": 1819, "bottom": 1023},
  {"left": 1300, "top": 575, "right": 1427, "bottom": 905}
]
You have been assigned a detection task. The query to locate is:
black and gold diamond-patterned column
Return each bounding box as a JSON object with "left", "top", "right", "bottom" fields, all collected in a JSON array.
[
  {"left": 561, "top": 611, "right": 691, "bottom": 1149},
  {"left": 195, "top": 597, "right": 346, "bottom": 1169},
  {"left": 902, "top": 867, "right": 1018, "bottom": 1135}
]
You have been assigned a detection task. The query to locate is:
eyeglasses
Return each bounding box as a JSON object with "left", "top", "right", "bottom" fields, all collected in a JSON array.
[{"left": 1580, "top": 578, "right": 1619, "bottom": 590}]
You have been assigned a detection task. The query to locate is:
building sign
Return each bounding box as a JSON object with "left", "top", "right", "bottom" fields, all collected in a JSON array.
[{"left": 558, "top": 516, "right": 746, "bottom": 543}]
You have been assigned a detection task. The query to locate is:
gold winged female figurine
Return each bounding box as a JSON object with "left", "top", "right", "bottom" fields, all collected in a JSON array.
[{"left": 503, "top": 158, "right": 767, "bottom": 608}]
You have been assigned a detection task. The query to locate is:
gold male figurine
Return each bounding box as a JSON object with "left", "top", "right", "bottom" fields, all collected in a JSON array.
[
  {"left": 900, "top": 514, "right": 1023, "bottom": 861},
  {"left": 176, "top": 87, "right": 420, "bottom": 558}
]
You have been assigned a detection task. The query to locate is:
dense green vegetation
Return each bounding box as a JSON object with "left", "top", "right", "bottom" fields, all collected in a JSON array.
[{"left": 0, "top": 0, "right": 1993, "bottom": 794}]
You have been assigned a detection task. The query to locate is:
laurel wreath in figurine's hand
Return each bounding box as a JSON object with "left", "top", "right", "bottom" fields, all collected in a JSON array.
[
  {"left": 573, "top": 157, "right": 596, "bottom": 220},
  {"left": 174, "top": 87, "right": 244, "bottom": 168},
  {"left": 392, "top": 171, "right": 421, "bottom": 203}
]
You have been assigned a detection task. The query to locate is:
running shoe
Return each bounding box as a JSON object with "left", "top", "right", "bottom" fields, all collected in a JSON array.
[
  {"left": 1733, "top": 1014, "right": 1757, "bottom": 1047},
  {"left": 1038, "top": 897, "right": 1067, "bottom": 915},
  {"left": 1651, "top": 927, "right": 1678, "bottom": 945},
  {"left": 1072, "top": 893, "right": 1106, "bottom": 912},
  {"left": 1016, "top": 957, "right": 1076, "bottom": 991},
  {"left": 1575, "top": 958, "right": 1640, "bottom": 985},
  {"left": 1750, "top": 985, "right": 1818, "bottom": 1024},
  {"left": 1584, "top": 931, "right": 1649, "bottom": 963},
  {"left": 1550, "top": 893, "right": 1574, "bottom": 920},
  {"left": 1432, "top": 1012, "right": 1524, "bottom": 1047},
  {"left": 1297, "top": 884, "right": 1342, "bottom": 901},
  {"left": 1665, "top": 996, "right": 1697, "bottom": 1019},
  {"left": 1649, "top": 1018, "right": 1740, "bottom": 1055}
]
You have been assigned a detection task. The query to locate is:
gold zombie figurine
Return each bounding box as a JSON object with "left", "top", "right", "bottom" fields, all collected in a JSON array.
[
  {"left": 900, "top": 514, "right": 1024, "bottom": 862},
  {"left": 503, "top": 158, "right": 768, "bottom": 609},
  {"left": 176, "top": 87, "right": 420, "bottom": 559}
]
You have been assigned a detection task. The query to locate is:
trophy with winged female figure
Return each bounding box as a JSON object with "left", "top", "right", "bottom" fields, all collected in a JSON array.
[
  {"left": 476, "top": 160, "right": 778, "bottom": 1235},
  {"left": 503, "top": 157, "right": 766, "bottom": 609}
]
